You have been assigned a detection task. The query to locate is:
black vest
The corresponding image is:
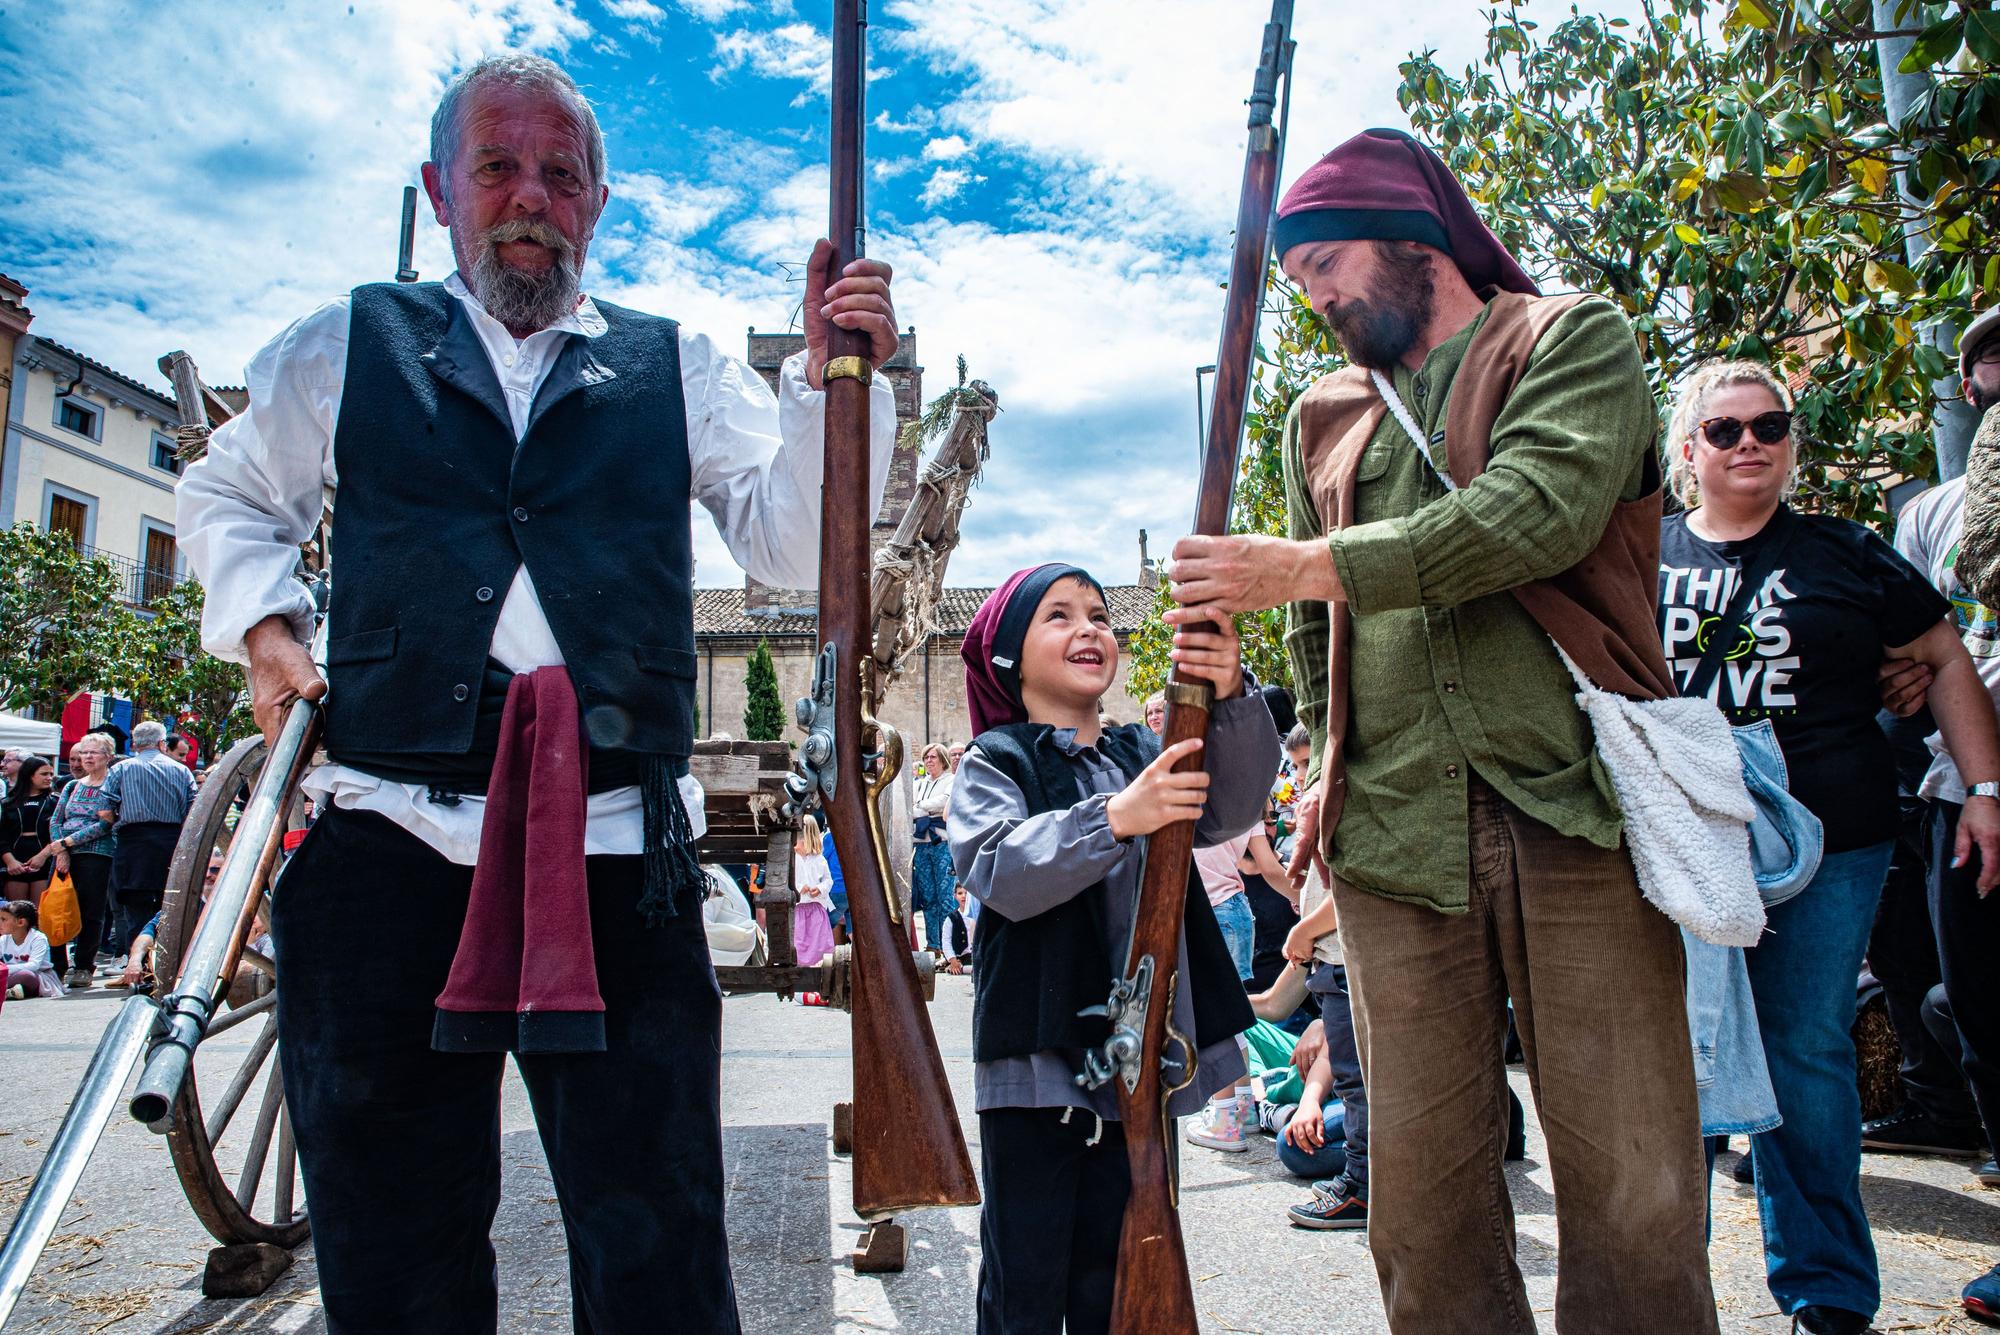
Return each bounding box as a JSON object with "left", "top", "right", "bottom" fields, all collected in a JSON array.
[
  {"left": 324, "top": 282, "right": 698, "bottom": 768},
  {"left": 968, "top": 722, "right": 1253, "bottom": 1064}
]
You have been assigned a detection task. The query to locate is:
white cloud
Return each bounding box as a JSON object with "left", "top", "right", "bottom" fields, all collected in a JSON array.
[
  {"left": 711, "top": 21, "right": 829, "bottom": 99},
  {"left": 872, "top": 156, "right": 919, "bottom": 181},
  {"left": 604, "top": 0, "right": 666, "bottom": 20},
  {"left": 872, "top": 106, "right": 936, "bottom": 134},
  {"left": 608, "top": 171, "right": 739, "bottom": 241},
  {"left": 918, "top": 167, "right": 981, "bottom": 206},
  {"left": 674, "top": 0, "right": 748, "bottom": 18},
  {"left": 921, "top": 133, "right": 971, "bottom": 162}
]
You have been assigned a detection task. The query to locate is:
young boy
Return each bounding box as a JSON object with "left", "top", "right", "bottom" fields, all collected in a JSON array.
[{"left": 950, "top": 563, "right": 1274, "bottom": 1335}]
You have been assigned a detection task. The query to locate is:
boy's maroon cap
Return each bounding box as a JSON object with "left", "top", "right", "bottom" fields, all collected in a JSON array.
[
  {"left": 962, "top": 564, "right": 1106, "bottom": 737},
  {"left": 1274, "top": 127, "right": 1539, "bottom": 297}
]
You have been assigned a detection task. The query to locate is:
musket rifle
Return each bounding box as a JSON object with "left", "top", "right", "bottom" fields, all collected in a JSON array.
[
  {"left": 1078, "top": 6, "right": 1295, "bottom": 1332},
  {"left": 784, "top": 0, "right": 979, "bottom": 1221}
]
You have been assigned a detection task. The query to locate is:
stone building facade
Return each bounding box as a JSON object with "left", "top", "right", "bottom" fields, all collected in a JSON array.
[{"left": 693, "top": 581, "right": 1158, "bottom": 754}]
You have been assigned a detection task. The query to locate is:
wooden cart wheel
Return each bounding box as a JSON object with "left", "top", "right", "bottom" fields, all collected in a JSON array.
[{"left": 153, "top": 735, "right": 311, "bottom": 1249}]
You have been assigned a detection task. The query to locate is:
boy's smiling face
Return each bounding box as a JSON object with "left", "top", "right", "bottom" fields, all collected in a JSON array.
[{"left": 1018, "top": 576, "right": 1118, "bottom": 714}]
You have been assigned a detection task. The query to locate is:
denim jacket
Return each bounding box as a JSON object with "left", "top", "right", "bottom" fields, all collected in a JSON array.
[
  {"left": 1677, "top": 723, "right": 1814, "bottom": 1137},
  {"left": 1681, "top": 931, "right": 1780, "bottom": 1136}
]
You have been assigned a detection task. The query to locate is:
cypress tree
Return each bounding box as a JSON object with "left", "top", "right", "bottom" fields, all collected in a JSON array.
[{"left": 743, "top": 639, "right": 785, "bottom": 741}]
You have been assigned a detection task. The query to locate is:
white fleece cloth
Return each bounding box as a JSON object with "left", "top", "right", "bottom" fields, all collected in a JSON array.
[{"left": 1556, "top": 647, "right": 1766, "bottom": 948}]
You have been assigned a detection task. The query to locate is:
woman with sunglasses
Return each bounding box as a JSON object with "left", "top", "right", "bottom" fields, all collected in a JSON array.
[{"left": 1658, "top": 359, "right": 2000, "bottom": 1335}]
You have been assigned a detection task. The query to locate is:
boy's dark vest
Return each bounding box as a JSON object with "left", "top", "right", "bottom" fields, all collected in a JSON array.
[
  {"left": 324, "top": 282, "right": 698, "bottom": 778},
  {"left": 968, "top": 722, "right": 1253, "bottom": 1064}
]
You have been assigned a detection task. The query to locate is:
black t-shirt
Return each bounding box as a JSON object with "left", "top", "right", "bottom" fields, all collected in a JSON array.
[{"left": 1658, "top": 506, "right": 1950, "bottom": 853}]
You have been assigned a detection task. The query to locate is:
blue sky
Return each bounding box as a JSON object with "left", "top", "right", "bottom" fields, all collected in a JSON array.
[{"left": 0, "top": 0, "right": 1613, "bottom": 588}]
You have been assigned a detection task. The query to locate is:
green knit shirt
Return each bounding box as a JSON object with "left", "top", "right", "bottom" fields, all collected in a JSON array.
[{"left": 1282, "top": 297, "right": 1654, "bottom": 912}]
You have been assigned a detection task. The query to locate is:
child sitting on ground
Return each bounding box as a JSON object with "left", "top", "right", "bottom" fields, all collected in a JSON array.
[
  {"left": 949, "top": 563, "right": 1274, "bottom": 1335},
  {"left": 943, "top": 884, "right": 973, "bottom": 974},
  {"left": 1, "top": 899, "right": 65, "bottom": 1003}
]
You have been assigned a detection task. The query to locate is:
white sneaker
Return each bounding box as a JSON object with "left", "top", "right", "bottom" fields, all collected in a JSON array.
[{"left": 1185, "top": 1097, "right": 1247, "bottom": 1152}]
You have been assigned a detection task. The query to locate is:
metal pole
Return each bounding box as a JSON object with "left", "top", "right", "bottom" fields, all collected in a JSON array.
[
  {"left": 396, "top": 185, "right": 421, "bottom": 283},
  {"left": 1194, "top": 364, "right": 1217, "bottom": 461},
  {"left": 1874, "top": 0, "right": 1975, "bottom": 481},
  {"left": 0, "top": 995, "right": 158, "bottom": 1324},
  {"left": 128, "top": 689, "right": 319, "bottom": 1128}
]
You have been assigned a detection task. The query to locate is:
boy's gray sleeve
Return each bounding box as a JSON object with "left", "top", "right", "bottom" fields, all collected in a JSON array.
[
  {"left": 949, "top": 750, "right": 1138, "bottom": 919},
  {"left": 1194, "top": 688, "right": 1279, "bottom": 847}
]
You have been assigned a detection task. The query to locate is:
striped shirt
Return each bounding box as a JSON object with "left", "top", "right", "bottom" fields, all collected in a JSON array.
[{"left": 99, "top": 750, "right": 197, "bottom": 827}]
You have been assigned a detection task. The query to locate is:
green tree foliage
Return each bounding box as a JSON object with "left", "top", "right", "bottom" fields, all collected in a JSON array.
[
  {"left": 743, "top": 639, "right": 786, "bottom": 741},
  {"left": 1398, "top": 0, "right": 2000, "bottom": 522},
  {"left": 116, "top": 581, "right": 252, "bottom": 761},
  {"left": 0, "top": 524, "right": 134, "bottom": 719}
]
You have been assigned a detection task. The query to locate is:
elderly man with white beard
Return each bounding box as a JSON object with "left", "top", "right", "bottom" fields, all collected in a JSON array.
[{"left": 176, "top": 53, "right": 899, "bottom": 1334}]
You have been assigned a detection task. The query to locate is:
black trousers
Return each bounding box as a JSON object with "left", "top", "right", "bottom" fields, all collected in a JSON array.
[
  {"left": 1925, "top": 801, "right": 2000, "bottom": 1158},
  {"left": 274, "top": 807, "right": 740, "bottom": 1334},
  {"left": 111, "top": 820, "right": 179, "bottom": 954},
  {"left": 66, "top": 852, "right": 113, "bottom": 974},
  {"left": 1868, "top": 818, "right": 1981, "bottom": 1127},
  {"left": 977, "top": 1106, "right": 1141, "bottom": 1335}
]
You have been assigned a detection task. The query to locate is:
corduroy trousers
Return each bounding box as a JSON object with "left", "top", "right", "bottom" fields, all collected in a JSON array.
[{"left": 1331, "top": 779, "right": 1718, "bottom": 1334}]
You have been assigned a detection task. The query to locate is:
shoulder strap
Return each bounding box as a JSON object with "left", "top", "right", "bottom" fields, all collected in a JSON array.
[{"left": 1684, "top": 511, "right": 1797, "bottom": 699}]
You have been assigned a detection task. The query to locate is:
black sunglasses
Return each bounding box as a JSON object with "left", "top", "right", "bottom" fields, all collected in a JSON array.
[{"left": 1699, "top": 411, "right": 1792, "bottom": 448}]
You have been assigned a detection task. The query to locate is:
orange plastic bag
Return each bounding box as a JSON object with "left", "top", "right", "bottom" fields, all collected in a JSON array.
[{"left": 39, "top": 871, "right": 80, "bottom": 949}]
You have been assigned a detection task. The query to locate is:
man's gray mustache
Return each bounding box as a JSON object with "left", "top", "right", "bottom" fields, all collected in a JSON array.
[{"left": 482, "top": 221, "right": 574, "bottom": 257}]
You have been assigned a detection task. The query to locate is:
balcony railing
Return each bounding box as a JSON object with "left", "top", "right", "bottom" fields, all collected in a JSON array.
[{"left": 78, "top": 544, "right": 184, "bottom": 605}]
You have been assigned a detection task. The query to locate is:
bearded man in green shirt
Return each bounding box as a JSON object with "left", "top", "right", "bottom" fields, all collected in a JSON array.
[{"left": 1166, "top": 130, "right": 1719, "bottom": 1334}]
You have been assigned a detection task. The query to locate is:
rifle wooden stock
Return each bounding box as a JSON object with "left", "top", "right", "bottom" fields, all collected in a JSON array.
[
  {"left": 823, "top": 0, "right": 978, "bottom": 1220},
  {"left": 1109, "top": 5, "right": 1293, "bottom": 1330}
]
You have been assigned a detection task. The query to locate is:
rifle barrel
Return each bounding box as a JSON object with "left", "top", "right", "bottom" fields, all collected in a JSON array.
[
  {"left": 823, "top": 0, "right": 979, "bottom": 1218},
  {"left": 1108, "top": 6, "right": 1294, "bottom": 1331}
]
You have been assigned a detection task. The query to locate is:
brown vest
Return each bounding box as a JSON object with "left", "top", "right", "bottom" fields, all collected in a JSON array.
[{"left": 1297, "top": 291, "right": 1674, "bottom": 848}]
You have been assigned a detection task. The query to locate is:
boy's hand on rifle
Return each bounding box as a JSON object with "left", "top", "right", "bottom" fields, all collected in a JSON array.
[
  {"left": 1107, "top": 737, "right": 1209, "bottom": 839},
  {"left": 1164, "top": 602, "right": 1245, "bottom": 700},
  {"left": 245, "top": 615, "right": 328, "bottom": 750},
  {"left": 804, "top": 238, "right": 898, "bottom": 389}
]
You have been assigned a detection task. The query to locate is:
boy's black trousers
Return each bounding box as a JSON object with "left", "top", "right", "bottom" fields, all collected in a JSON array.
[
  {"left": 273, "top": 807, "right": 741, "bottom": 1334},
  {"left": 979, "top": 1105, "right": 1178, "bottom": 1335}
]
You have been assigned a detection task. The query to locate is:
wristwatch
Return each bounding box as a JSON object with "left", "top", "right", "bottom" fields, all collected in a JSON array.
[{"left": 1968, "top": 782, "right": 2000, "bottom": 801}]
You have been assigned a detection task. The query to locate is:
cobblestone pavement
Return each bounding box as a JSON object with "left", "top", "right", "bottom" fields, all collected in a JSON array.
[{"left": 2, "top": 975, "right": 1994, "bottom": 1333}]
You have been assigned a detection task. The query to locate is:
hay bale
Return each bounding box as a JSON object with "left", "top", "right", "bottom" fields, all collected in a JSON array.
[{"left": 1852, "top": 993, "right": 1904, "bottom": 1123}]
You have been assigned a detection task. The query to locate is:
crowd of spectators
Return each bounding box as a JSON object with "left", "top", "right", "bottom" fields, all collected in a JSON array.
[{"left": 0, "top": 722, "right": 200, "bottom": 1007}]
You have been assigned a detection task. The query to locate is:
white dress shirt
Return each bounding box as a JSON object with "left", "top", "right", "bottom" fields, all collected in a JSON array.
[{"left": 177, "top": 272, "right": 895, "bottom": 864}]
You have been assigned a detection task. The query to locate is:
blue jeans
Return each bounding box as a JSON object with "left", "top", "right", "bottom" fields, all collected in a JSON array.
[
  {"left": 1307, "top": 961, "right": 1369, "bottom": 1191},
  {"left": 1746, "top": 840, "right": 1892, "bottom": 1319},
  {"left": 1275, "top": 1103, "right": 1347, "bottom": 1180},
  {"left": 911, "top": 840, "right": 956, "bottom": 953},
  {"left": 1212, "top": 892, "right": 1254, "bottom": 980}
]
